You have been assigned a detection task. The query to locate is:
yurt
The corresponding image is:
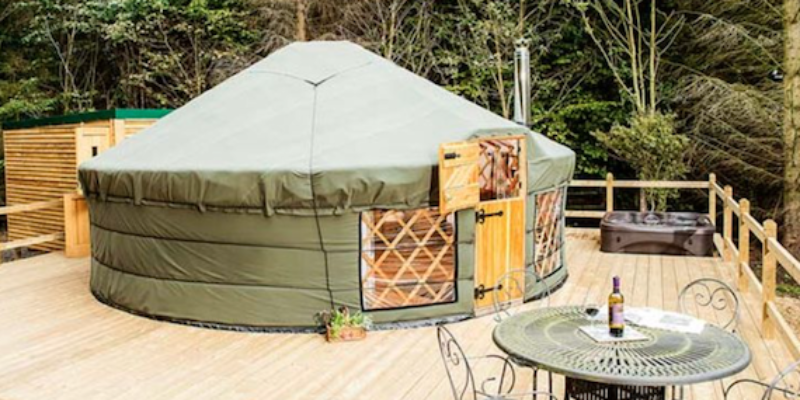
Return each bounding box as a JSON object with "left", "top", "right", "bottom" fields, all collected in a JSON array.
[{"left": 78, "top": 41, "right": 575, "bottom": 330}]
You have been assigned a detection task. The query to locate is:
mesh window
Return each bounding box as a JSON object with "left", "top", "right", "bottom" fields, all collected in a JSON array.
[
  {"left": 478, "top": 138, "right": 523, "bottom": 201},
  {"left": 535, "top": 188, "right": 565, "bottom": 278},
  {"left": 360, "top": 208, "right": 457, "bottom": 310}
]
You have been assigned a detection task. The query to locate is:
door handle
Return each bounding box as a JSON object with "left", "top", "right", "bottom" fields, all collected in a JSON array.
[
  {"left": 474, "top": 284, "right": 504, "bottom": 300},
  {"left": 475, "top": 209, "right": 504, "bottom": 224},
  {"left": 443, "top": 152, "right": 461, "bottom": 160}
]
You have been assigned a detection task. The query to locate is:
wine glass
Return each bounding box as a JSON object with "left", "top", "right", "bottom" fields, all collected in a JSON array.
[{"left": 582, "top": 291, "right": 601, "bottom": 329}]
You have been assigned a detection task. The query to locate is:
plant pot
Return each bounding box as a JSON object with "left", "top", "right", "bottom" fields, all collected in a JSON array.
[{"left": 326, "top": 326, "right": 367, "bottom": 342}]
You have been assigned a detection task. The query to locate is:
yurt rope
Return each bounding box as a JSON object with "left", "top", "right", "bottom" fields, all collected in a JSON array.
[{"left": 305, "top": 89, "right": 336, "bottom": 310}]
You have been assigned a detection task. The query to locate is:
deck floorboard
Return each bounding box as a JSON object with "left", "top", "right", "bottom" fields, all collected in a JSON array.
[{"left": 0, "top": 229, "right": 794, "bottom": 400}]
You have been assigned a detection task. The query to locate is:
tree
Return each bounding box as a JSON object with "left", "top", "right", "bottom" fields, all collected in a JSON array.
[
  {"left": 572, "top": 0, "right": 688, "bottom": 209},
  {"left": 0, "top": 0, "right": 636, "bottom": 183},
  {"left": 783, "top": 0, "right": 800, "bottom": 252},
  {"left": 21, "top": 0, "right": 105, "bottom": 112},
  {"left": 574, "top": 0, "right": 682, "bottom": 116},
  {"left": 336, "top": 0, "right": 439, "bottom": 76},
  {"left": 0, "top": 0, "right": 59, "bottom": 119},
  {"left": 97, "top": 0, "right": 258, "bottom": 107},
  {"left": 669, "top": 0, "right": 784, "bottom": 218},
  {"left": 594, "top": 112, "right": 689, "bottom": 210}
]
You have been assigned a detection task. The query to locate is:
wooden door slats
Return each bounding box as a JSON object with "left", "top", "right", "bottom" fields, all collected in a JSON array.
[{"left": 438, "top": 141, "right": 480, "bottom": 214}]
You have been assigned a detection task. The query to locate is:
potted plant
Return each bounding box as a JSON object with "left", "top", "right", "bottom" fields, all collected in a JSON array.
[{"left": 318, "top": 306, "right": 371, "bottom": 342}]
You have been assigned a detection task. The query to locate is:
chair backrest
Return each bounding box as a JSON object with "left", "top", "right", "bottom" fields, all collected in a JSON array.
[
  {"left": 764, "top": 359, "right": 800, "bottom": 400},
  {"left": 436, "top": 326, "right": 515, "bottom": 400},
  {"left": 437, "top": 326, "right": 478, "bottom": 400},
  {"left": 492, "top": 268, "right": 551, "bottom": 323},
  {"left": 678, "top": 278, "right": 740, "bottom": 332}
]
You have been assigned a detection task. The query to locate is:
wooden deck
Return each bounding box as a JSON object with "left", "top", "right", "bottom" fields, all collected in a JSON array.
[{"left": 0, "top": 229, "right": 795, "bottom": 400}]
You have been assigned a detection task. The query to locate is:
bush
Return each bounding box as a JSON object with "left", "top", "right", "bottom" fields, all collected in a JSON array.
[{"left": 593, "top": 112, "right": 689, "bottom": 211}]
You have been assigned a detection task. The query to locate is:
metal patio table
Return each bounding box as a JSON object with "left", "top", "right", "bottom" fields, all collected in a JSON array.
[{"left": 492, "top": 306, "right": 751, "bottom": 400}]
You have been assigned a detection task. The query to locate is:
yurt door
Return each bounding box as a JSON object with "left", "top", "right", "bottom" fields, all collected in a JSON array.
[
  {"left": 439, "top": 136, "right": 527, "bottom": 312},
  {"left": 474, "top": 199, "right": 525, "bottom": 310}
]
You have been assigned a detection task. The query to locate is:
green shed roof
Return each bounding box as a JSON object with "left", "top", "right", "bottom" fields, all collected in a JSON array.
[{"left": 2, "top": 109, "right": 172, "bottom": 130}]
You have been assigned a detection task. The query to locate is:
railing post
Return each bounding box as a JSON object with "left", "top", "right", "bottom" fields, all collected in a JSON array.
[
  {"left": 605, "top": 173, "right": 614, "bottom": 213},
  {"left": 723, "top": 185, "right": 733, "bottom": 262},
  {"left": 709, "top": 173, "right": 717, "bottom": 226},
  {"left": 763, "top": 219, "right": 778, "bottom": 339},
  {"left": 63, "top": 193, "right": 91, "bottom": 258},
  {"left": 639, "top": 188, "right": 647, "bottom": 212},
  {"left": 738, "top": 199, "right": 750, "bottom": 292}
]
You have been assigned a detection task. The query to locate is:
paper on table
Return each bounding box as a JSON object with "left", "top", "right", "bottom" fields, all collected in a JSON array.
[
  {"left": 579, "top": 325, "right": 649, "bottom": 343},
  {"left": 628, "top": 307, "right": 706, "bottom": 334},
  {"left": 587, "top": 306, "right": 706, "bottom": 334}
]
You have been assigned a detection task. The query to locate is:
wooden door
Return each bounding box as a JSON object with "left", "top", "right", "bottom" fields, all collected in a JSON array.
[
  {"left": 474, "top": 198, "right": 526, "bottom": 310},
  {"left": 437, "top": 135, "right": 528, "bottom": 312},
  {"left": 438, "top": 141, "right": 480, "bottom": 214},
  {"left": 472, "top": 135, "right": 527, "bottom": 312},
  {"left": 76, "top": 126, "right": 111, "bottom": 165}
]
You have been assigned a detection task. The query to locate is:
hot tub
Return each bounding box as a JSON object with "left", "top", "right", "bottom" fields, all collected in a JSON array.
[{"left": 600, "top": 212, "right": 715, "bottom": 256}]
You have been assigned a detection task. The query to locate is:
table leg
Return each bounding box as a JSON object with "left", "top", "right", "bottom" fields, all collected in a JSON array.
[
  {"left": 565, "top": 377, "right": 667, "bottom": 400},
  {"left": 670, "top": 386, "right": 684, "bottom": 400},
  {"left": 530, "top": 368, "right": 556, "bottom": 400}
]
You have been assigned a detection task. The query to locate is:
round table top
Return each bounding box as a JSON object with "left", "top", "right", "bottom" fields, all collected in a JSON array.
[{"left": 492, "top": 306, "right": 751, "bottom": 387}]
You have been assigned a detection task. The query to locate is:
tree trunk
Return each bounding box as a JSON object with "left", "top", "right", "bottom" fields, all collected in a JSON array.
[
  {"left": 783, "top": 0, "right": 800, "bottom": 254},
  {"left": 296, "top": 0, "right": 307, "bottom": 41}
]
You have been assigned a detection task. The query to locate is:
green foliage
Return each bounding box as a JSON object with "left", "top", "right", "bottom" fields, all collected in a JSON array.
[
  {"left": 0, "top": 0, "right": 59, "bottom": 119},
  {"left": 593, "top": 112, "right": 689, "bottom": 210},
  {"left": 96, "top": 0, "right": 258, "bottom": 107},
  {"left": 6, "top": 0, "right": 259, "bottom": 114},
  {"left": 0, "top": 0, "right": 633, "bottom": 179},
  {"left": 318, "top": 306, "right": 372, "bottom": 339},
  {"left": 0, "top": 78, "right": 57, "bottom": 120},
  {"left": 527, "top": 17, "right": 630, "bottom": 176},
  {"left": 668, "top": 0, "right": 783, "bottom": 218},
  {"left": 428, "top": 0, "right": 627, "bottom": 176},
  {"left": 534, "top": 101, "right": 625, "bottom": 176},
  {"left": 778, "top": 283, "right": 800, "bottom": 299},
  {"left": 431, "top": 0, "right": 523, "bottom": 118}
]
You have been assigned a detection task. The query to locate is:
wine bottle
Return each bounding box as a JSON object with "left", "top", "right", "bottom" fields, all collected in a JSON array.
[{"left": 608, "top": 276, "right": 625, "bottom": 338}]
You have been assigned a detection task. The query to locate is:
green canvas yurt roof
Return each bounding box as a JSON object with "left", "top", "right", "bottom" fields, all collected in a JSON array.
[{"left": 79, "top": 41, "right": 575, "bottom": 215}]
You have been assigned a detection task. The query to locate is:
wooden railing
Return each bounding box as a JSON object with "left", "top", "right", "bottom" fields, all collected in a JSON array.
[
  {"left": 709, "top": 176, "right": 800, "bottom": 359},
  {"left": 566, "top": 173, "right": 800, "bottom": 359},
  {"left": 0, "top": 193, "right": 90, "bottom": 262},
  {"left": 566, "top": 173, "right": 709, "bottom": 219},
  {"left": 0, "top": 199, "right": 64, "bottom": 261}
]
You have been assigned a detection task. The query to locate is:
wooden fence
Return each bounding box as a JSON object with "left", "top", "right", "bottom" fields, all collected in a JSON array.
[
  {"left": 567, "top": 173, "right": 800, "bottom": 359},
  {"left": 0, "top": 193, "right": 89, "bottom": 262}
]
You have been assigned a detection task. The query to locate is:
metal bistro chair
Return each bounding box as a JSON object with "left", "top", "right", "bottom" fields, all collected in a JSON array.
[
  {"left": 674, "top": 278, "right": 740, "bottom": 400},
  {"left": 678, "top": 278, "right": 740, "bottom": 333},
  {"left": 724, "top": 359, "right": 800, "bottom": 399},
  {"left": 437, "top": 325, "right": 558, "bottom": 400},
  {"left": 492, "top": 268, "right": 554, "bottom": 396},
  {"left": 492, "top": 268, "right": 552, "bottom": 323}
]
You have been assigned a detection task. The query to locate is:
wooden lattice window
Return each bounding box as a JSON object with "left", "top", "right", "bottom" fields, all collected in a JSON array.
[
  {"left": 534, "top": 188, "right": 565, "bottom": 278},
  {"left": 360, "top": 208, "right": 457, "bottom": 310},
  {"left": 479, "top": 138, "right": 524, "bottom": 201}
]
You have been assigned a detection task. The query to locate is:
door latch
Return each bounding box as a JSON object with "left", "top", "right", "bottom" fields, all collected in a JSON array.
[
  {"left": 474, "top": 284, "right": 504, "bottom": 300},
  {"left": 475, "top": 209, "right": 504, "bottom": 224}
]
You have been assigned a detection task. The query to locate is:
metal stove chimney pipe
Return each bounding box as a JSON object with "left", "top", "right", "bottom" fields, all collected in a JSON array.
[{"left": 513, "top": 38, "right": 531, "bottom": 127}]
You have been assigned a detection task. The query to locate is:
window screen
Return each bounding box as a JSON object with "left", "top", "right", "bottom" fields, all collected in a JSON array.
[
  {"left": 534, "top": 188, "right": 565, "bottom": 278},
  {"left": 360, "top": 208, "right": 457, "bottom": 310},
  {"left": 478, "top": 138, "right": 524, "bottom": 201}
]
